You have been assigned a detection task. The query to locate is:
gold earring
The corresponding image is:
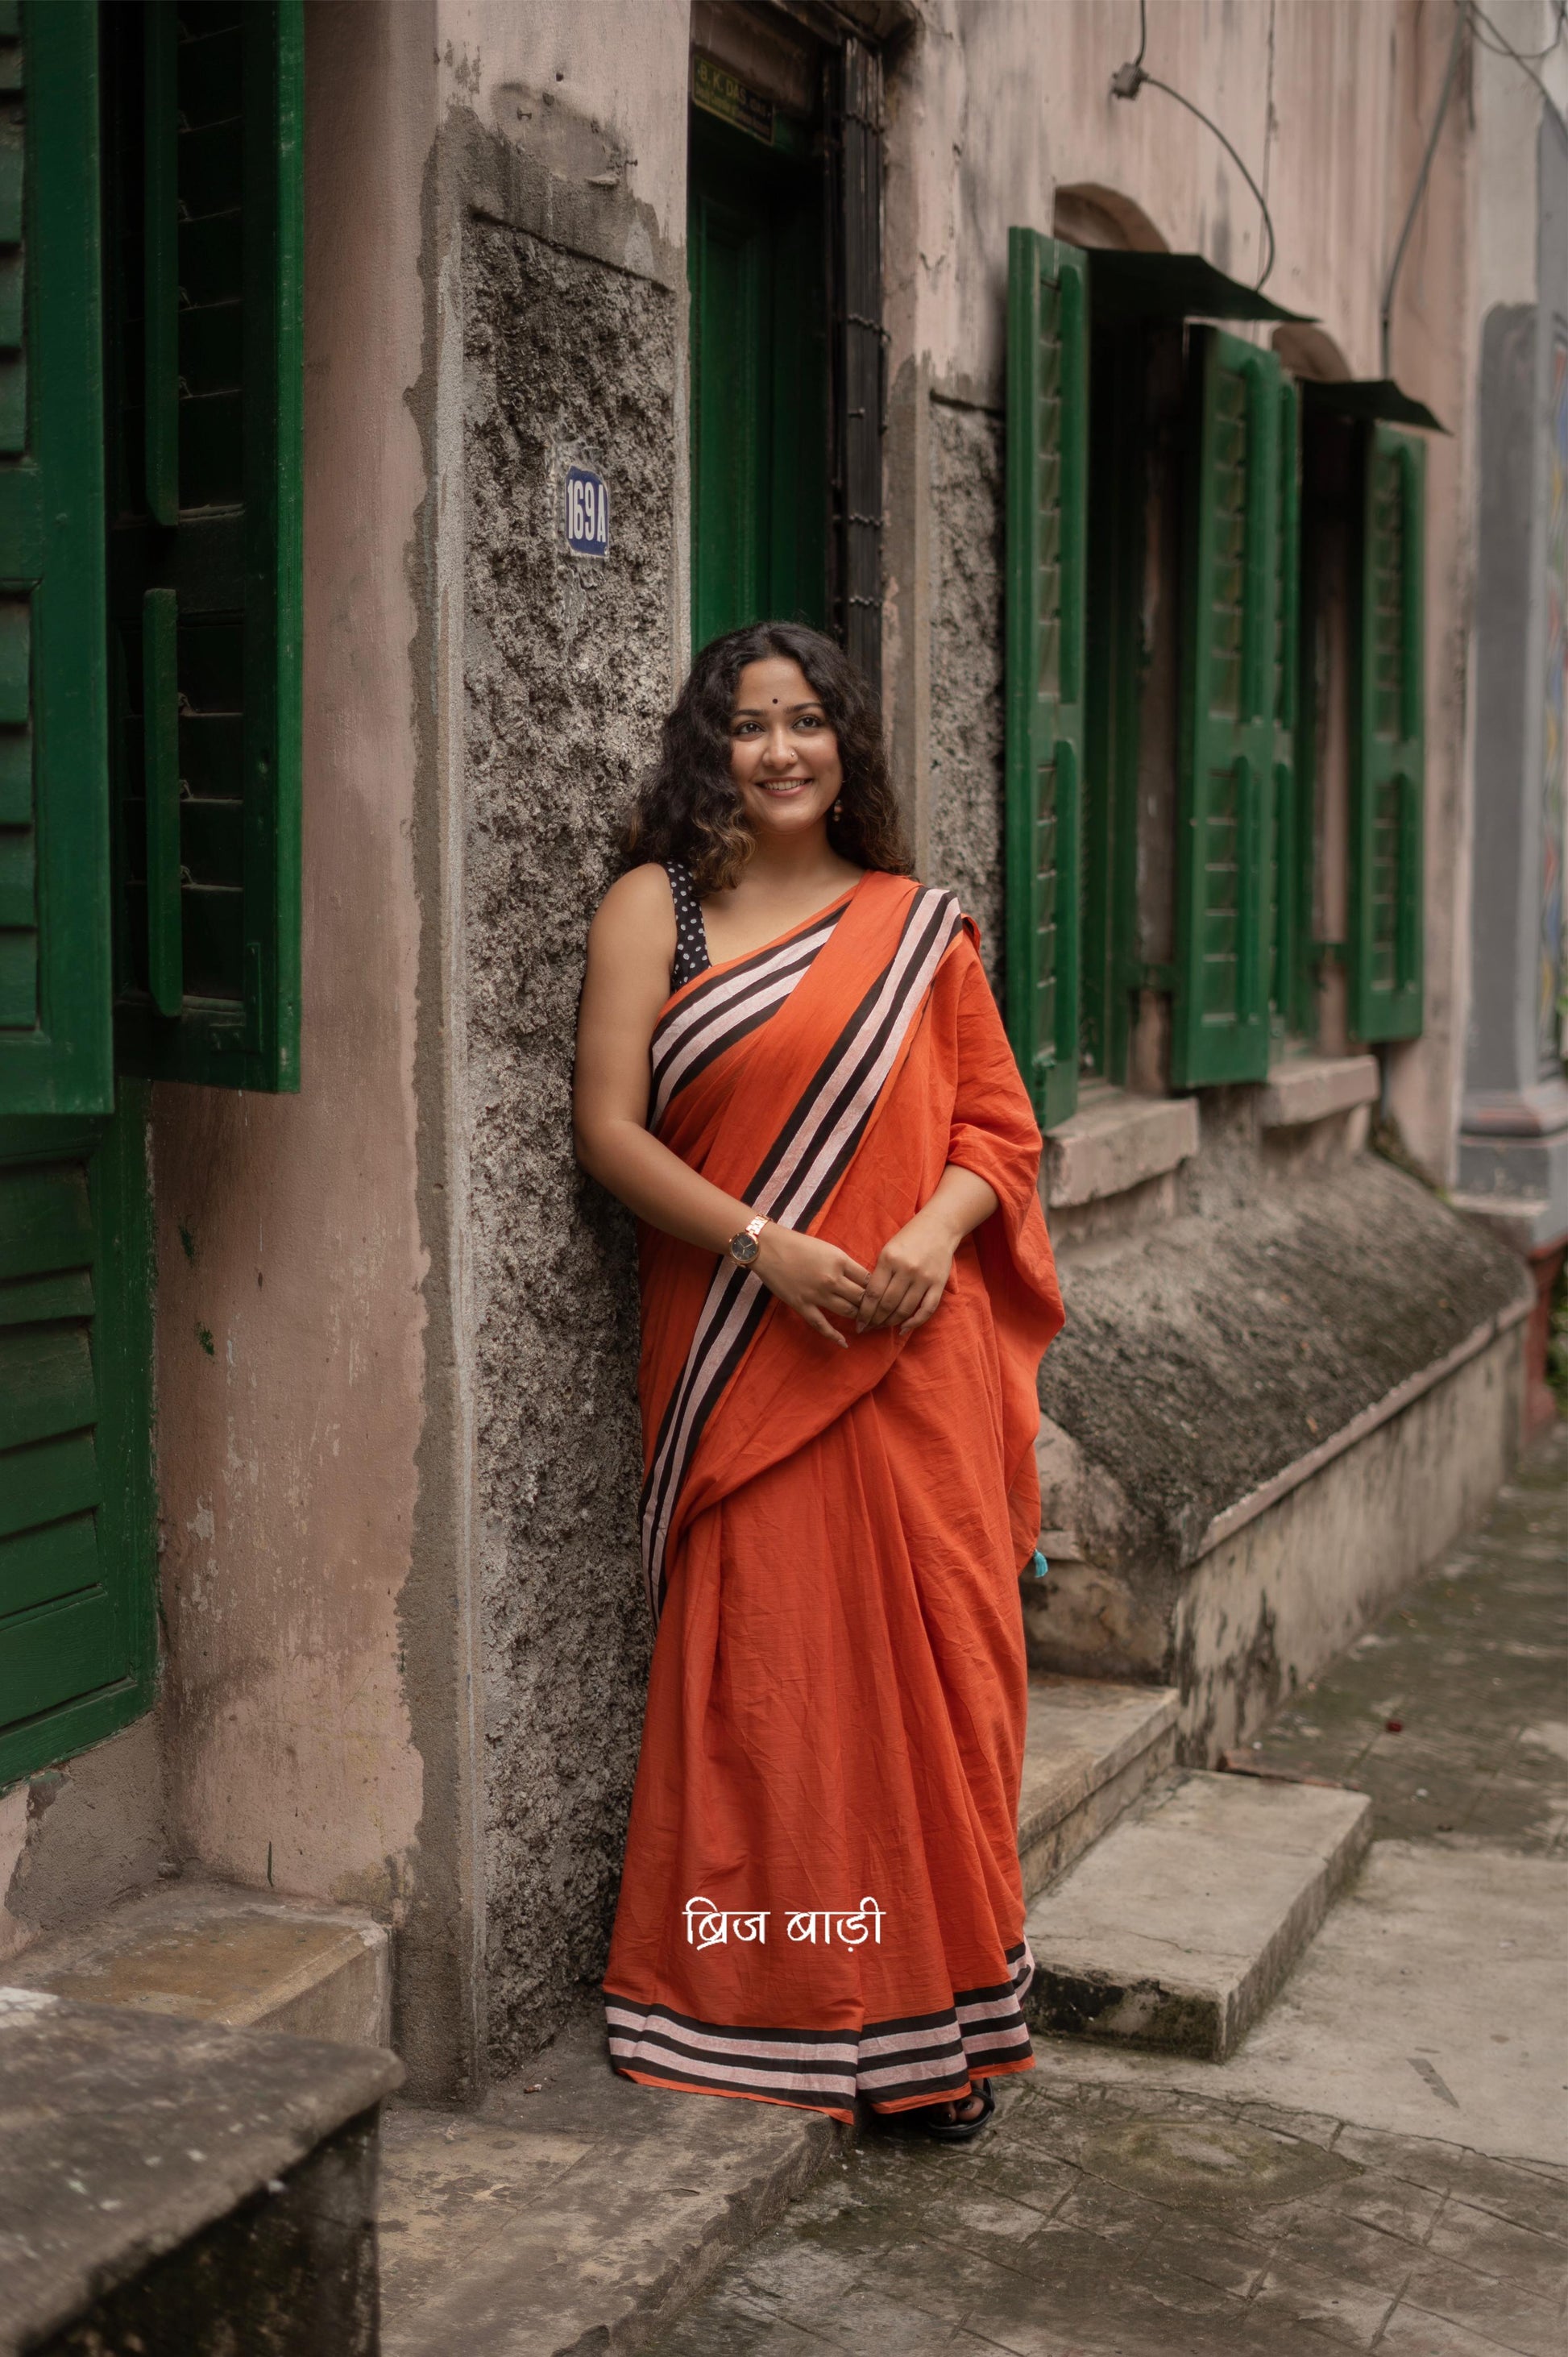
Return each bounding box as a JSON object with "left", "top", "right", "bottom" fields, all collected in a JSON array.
[{"left": 832, "top": 798, "right": 844, "bottom": 817}]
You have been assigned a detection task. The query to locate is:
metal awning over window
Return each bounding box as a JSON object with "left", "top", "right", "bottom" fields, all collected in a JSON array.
[
  {"left": 1084, "top": 250, "right": 1313, "bottom": 326},
  {"left": 1301, "top": 378, "right": 1447, "bottom": 434}
]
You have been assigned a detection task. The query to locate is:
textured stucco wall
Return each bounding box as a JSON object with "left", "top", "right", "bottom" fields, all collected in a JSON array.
[
  {"left": 460, "top": 216, "right": 677, "bottom": 2068},
  {"left": 927, "top": 398, "right": 1006, "bottom": 984},
  {"left": 1025, "top": 1152, "right": 1528, "bottom": 1699},
  {"left": 0, "top": 1717, "right": 166, "bottom": 1960}
]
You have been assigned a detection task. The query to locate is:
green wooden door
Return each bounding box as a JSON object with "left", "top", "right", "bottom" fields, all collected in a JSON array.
[
  {"left": 1172, "top": 328, "right": 1284, "bottom": 1088},
  {"left": 1349, "top": 422, "right": 1425, "bottom": 1042},
  {"left": 1005, "top": 228, "right": 1089, "bottom": 1131},
  {"left": 687, "top": 110, "right": 828, "bottom": 651}
]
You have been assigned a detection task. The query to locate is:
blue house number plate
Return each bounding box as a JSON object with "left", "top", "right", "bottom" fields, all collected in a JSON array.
[{"left": 566, "top": 464, "right": 608, "bottom": 557}]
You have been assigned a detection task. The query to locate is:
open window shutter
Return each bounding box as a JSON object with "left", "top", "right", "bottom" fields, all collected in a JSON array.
[
  {"left": 1270, "top": 372, "right": 1302, "bottom": 1031},
  {"left": 1005, "top": 228, "right": 1088, "bottom": 1130},
  {"left": 0, "top": 0, "right": 113, "bottom": 1118},
  {"left": 0, "top": 1093, "right": 157, "bottom": 1786},
  {"left": 106, "top": 0, "right": 303, "bottom": 1092},
  {"left": 1172, "top": 327, "right": 1279, "bottom": 1087},
  {"left": 1349, "top": 421, "right": 1425, "bottom": 1042}
]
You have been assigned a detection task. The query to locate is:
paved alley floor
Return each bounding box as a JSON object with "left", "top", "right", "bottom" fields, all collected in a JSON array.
[{"left": 640, "top": 1427, "right": 1568, "bottom": 2357}]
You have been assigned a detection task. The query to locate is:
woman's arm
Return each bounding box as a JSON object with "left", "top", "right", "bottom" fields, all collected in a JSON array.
[{"left": 573, "top": 869, "right": 871, "bottom": 1347}]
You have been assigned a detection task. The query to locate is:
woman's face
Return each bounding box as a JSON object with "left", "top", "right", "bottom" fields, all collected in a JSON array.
[{"left": 728, "top": 655, "right": 843, "bottom": 846}]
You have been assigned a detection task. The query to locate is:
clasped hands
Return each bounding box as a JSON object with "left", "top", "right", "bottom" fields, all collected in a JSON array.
[{"left": 749, "top": 1210, "right": 959, "bottom": 1350}]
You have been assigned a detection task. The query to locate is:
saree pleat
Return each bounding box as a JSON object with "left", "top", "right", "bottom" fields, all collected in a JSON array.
[{"left": 604, "top": 871, "right": 1064, "bottom": 2122}]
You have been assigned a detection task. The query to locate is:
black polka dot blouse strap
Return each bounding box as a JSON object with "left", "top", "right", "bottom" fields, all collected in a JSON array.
[{"left": 665, "top": 861, "right": 711, "bottom": 991}]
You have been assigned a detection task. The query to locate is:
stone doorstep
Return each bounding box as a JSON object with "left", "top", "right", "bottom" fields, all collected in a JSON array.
[
  {"left": 6, "top": 1879, "right": 392, "bottom": 2048},
  {"left": 0, "top": 1986, "right": 400, "bottom": 2357},
  {"left": 1023, "top": 1766, "right": 1373, "bottom": 2064},
  {"left": 380, "top": 2011, "right": 841, "bottom": 2357},
  {"left": 1017, "top": 1674, "right": 1179, "bottom": 1903},
  {"left": 377, "top": 1676, "right": 1184, "bottom": 2357}
]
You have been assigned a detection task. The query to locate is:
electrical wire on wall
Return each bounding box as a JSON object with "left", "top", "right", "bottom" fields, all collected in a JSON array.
[
  {"left": 1379, "top": 0, "right": 1469, "bottom": 376},
  {"left": 1469, "top": 0, "right": 1566, "bottom": 68},
  {"left": 1112, "top": 2, "right": 1564, "bottom": 365},
  {"left": 1110, "top": 0, "right": 1278, "bottom": 290},
  {"left": 1469, "top": 0, "right": 1566, "bottom": 102},
  {"left": 1382, "top": 1, "right": 1566, "bottom": 376}
]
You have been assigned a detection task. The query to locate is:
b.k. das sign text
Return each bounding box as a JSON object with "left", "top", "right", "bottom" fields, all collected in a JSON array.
[{"left": 565, "top": 463, "right": 608, "bottom": 558}]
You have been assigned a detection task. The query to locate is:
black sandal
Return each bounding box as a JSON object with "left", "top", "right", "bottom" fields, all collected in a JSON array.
[{"left": 888, "top": 2077, "right": 995, "bottom": 2143}]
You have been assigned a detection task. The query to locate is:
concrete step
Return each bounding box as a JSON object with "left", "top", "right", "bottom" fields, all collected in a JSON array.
[
  {"left": 1023, "top": 1766, "right": 1373, "bottom": 2061},
  {"left": 376, "top": 1674, "right": 1183, "bottom": 2357},
  {"left": 380, "top": 2010, "right": 840, "bottom": 2357},
  {"left": 1017, "top": 1674, "right": 1179, "bottom": 1902},
  {"left": 7, "top": 1878, "right": 391, "bottom": 2048},
  {"left": 0, "top": 1985, "right": 399, "bottom": 2356}
]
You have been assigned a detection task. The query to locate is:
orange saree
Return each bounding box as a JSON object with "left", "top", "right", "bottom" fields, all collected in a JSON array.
[{"left": 603, "top": 869, "right": 1064, "bottom": 2123}]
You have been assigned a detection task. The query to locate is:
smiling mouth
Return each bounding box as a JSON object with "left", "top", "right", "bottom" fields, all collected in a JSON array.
[{"left": 760, "top": 778, "right": 812, "bottom": 792}]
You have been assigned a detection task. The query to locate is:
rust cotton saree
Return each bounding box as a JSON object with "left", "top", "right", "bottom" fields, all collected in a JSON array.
[{"left": 603, "top": 870, "right": 1064, "bottom": 2123}]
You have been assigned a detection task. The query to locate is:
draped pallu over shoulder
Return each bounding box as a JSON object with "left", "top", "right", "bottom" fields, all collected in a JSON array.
[{"left": 606, "top": 870, "right": 1064, "bottom": 2123}]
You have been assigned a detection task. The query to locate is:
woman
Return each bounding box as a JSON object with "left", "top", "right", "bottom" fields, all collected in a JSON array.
[{"left": 573, "top": 620, "right": 1063, "bottom": 2138}]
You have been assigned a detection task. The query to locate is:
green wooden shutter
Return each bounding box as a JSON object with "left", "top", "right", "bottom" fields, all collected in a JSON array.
[
  {"left": 0, "top": 1089, "right": 156, "bottom": 1786},
  {"left": 1172, "top": 328, "right": 1280, "bottom": 1088},
  {"left": 1005, "top": 228, "right": 1088, "bottom": 1130},
  {"left": 1269, "top": 373, "right": 1303, "bottom": 1033},
  {"left": 0, "top": 0, "right": 114, "bottom": 1118},
  {"left": 1350, "top": 422, "right": 1425, "bottom": 1042},
  {"left": 105, "top": 0, "right": 303, "bottom": 1092}
]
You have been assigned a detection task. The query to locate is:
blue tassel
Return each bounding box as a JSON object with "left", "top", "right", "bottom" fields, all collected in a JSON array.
[{"left": 1029, "top": 1549, "right": 1050, "bottom": 1583}]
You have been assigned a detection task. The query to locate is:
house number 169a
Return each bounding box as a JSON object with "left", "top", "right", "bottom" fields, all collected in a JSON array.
[{"left": 565, "top": 465, "right": 608, "bottom": 557}]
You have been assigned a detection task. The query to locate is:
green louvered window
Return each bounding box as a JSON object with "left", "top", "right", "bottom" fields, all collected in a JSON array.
[
  {"left": 1005, "top": 228, "right": 1088, "bottom": 1130},
  {"left": 0, "top": 1098, "right": 156, "bottom": 1786},
  {"left": 102, "top": 0, "right": 303, "bottom": 1092},
  {"left": 0, "top": 0, "right": 114, "bottom": 1120},
  {"left": 1350, "top": 421, "right": 1425, "bottom": 1042},
  {"left": 1268, "top": 373, "right": 1306, "bottom": 1036},
  {"left": 1172, "top": 327, "right": 1288, "bottom": 1088},
  {"left": 1, "top": 0, "right": 301, "bottom": 1786}
]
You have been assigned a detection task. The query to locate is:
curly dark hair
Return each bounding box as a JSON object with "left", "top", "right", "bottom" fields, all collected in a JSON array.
[{"left": 624, "top": 621, "right": 912, "bottom": 894}]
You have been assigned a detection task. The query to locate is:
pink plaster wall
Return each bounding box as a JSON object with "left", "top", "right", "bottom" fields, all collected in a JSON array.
[
  {"left": 886, "top": 0, "right": 1476, "bottom": 1181},
  {"left": 151, "top": 0, "right": 433, "bottom": 1914}
]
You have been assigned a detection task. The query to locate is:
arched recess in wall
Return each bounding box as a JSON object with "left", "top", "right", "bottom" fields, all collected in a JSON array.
[
  {"left": 1051, "top": 183, "right": 1168, "bottom": 253},
  {"left": 1273, "top": 324, "right": 1353, "bottom": 383}
]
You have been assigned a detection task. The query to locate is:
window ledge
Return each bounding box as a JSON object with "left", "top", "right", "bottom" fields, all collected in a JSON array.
[
  {"left": 1044, "top": 1087, "right": 1200, "bottom": 1210},
  {"left": 1259, "top": 1054, "right": 1379, "bottom": 1131}
]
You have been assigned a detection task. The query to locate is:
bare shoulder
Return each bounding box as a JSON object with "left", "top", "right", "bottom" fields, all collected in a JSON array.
[
  {"left": 585, "top": 861, "right": 674, "bottom": 987},
  {"left": 591, "top": 861, "right": 673, "bottom": 940}
]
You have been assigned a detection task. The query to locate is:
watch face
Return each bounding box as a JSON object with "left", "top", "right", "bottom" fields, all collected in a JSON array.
[{"left": 730, "top": 1230, "right": 760, "bottom": 1265}]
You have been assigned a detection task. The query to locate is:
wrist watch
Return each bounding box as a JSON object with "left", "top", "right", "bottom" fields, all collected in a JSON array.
[{"left": 727, "top": 1213, "right": 768, "bottom": 1268}]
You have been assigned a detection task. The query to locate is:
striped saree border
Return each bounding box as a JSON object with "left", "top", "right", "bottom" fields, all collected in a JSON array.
[
  {"left": 604, "top": 1938, "right": 1034, "bottom": 2118},
  {"left": 639, "top": 886, "right": 964, "bottom": 1623},
  {"left": 649, "top": 903, "right": 846, "bottom": 1126}
]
